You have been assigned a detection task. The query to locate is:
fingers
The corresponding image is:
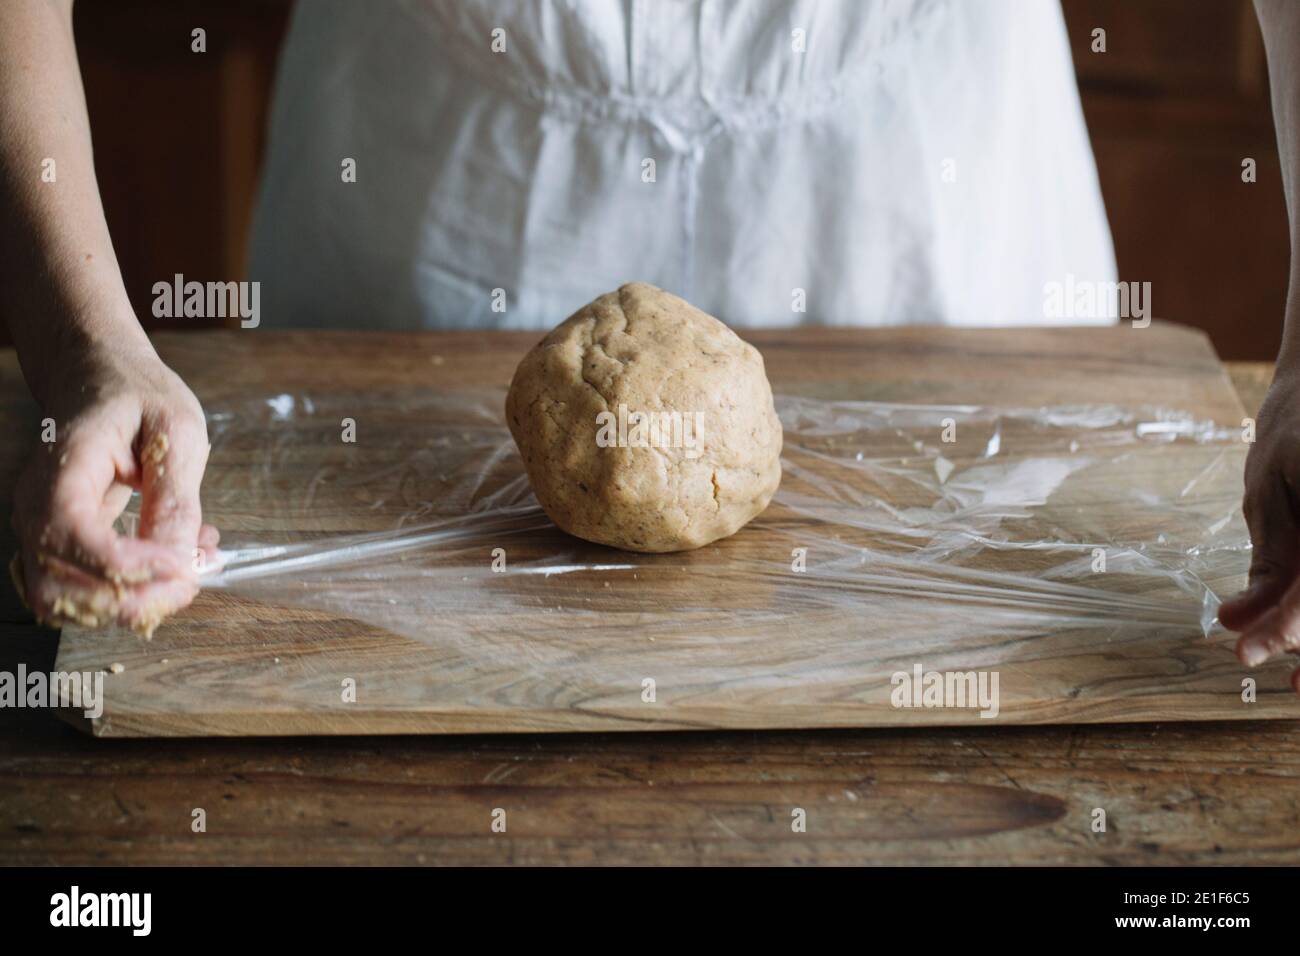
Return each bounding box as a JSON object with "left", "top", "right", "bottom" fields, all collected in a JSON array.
[
  {"left": 11, "top": 404, "right": 212, "bottom": 636},
  {"left": 98, "top": 481, "right": 136, "bottom": 529},
  {"left": 198, "top": 523, "right": 220, "bottom": 552},
  {"left": 1218, "top": 575, "right": 1289, "bottom": 631},
  {"left": 1235, "top": 571, "right": 1300, "bottom": 666},
  {"left": 15, "top": 419, "right": 185, "bottom": 585},
  {"left": 1219, "top": 468, "right": 1300, "bottom": 632},
  {"left": 195, "top": 523, "right": 222, "bottom": 577},
  {"left": 136, "top": 410, "right": 210, "bottom": 567},
  {"left": 14, "top": 545, "right": 198, "bottom": 638}
]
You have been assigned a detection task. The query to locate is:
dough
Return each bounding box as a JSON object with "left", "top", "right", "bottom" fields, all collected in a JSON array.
[{"left": 505, "top": 282, "right": 782, "bottom": 552}]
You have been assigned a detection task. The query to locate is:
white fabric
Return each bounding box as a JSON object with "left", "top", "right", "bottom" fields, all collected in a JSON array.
[{"left": 248, "top": 0, "right": 1117, "bottom": 330}]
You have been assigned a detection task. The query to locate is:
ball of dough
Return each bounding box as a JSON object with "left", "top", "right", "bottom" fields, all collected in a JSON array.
[{"left": 506, "top": 282, "right": 783, "bottom": 553}]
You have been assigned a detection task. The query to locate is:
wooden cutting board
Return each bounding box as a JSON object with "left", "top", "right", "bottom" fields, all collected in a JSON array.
[{"left": 25, "top": 324, "right": 1297, "bottom": 736}]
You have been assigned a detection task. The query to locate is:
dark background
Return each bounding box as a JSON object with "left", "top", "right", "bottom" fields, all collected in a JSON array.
[{"left": 45, "top": 0, "right": 1292, "bottom": 359}]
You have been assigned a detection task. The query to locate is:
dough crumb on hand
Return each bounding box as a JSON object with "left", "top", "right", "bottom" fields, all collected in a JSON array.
[
  {"left": 140, "top": 431, "right": 170, "bottom": 478},
  {"left": 505, "top": 282, "right": 782, "bottom": 553}
]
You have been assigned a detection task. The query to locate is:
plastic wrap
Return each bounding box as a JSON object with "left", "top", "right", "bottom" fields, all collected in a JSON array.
[{"left": 162, "top": 386, "right": 1250, "bottom": 684}]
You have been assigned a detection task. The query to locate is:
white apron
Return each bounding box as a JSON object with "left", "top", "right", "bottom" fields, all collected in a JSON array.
[{"left": 248, "top": 0, "right": 1117, "bottom": 329}]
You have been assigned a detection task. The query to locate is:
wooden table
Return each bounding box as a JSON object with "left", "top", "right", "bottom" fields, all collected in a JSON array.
[{"left": 1, "top": 342, "right": 1296, "bottom": 866}]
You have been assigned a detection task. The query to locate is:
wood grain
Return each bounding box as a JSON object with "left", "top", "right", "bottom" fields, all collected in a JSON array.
[
  {"left": 1, "top": 357, "right": 1297, "bottom": 865},
  {"left": 6, "top": 622, "right": 1300, "bottom": 865},
  {"left": 28, "top": 324, "right": 1293, "bottom": 737}
]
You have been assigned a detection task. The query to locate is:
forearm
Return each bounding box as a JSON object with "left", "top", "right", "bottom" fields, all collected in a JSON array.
[
  {"left": 1256, "top": 0, "right": 1300, "bottom": 376},
  {"left": 0, "top": 0, "right": 152, "bottom": 409}
]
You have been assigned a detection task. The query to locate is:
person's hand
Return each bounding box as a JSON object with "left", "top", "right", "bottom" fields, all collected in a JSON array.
[
  {"left": 1218, "top": 370, "right": 1300, "bottom": 690},
  {"left": 9, "top": 337, "right": 218, "bottom": 637}
]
